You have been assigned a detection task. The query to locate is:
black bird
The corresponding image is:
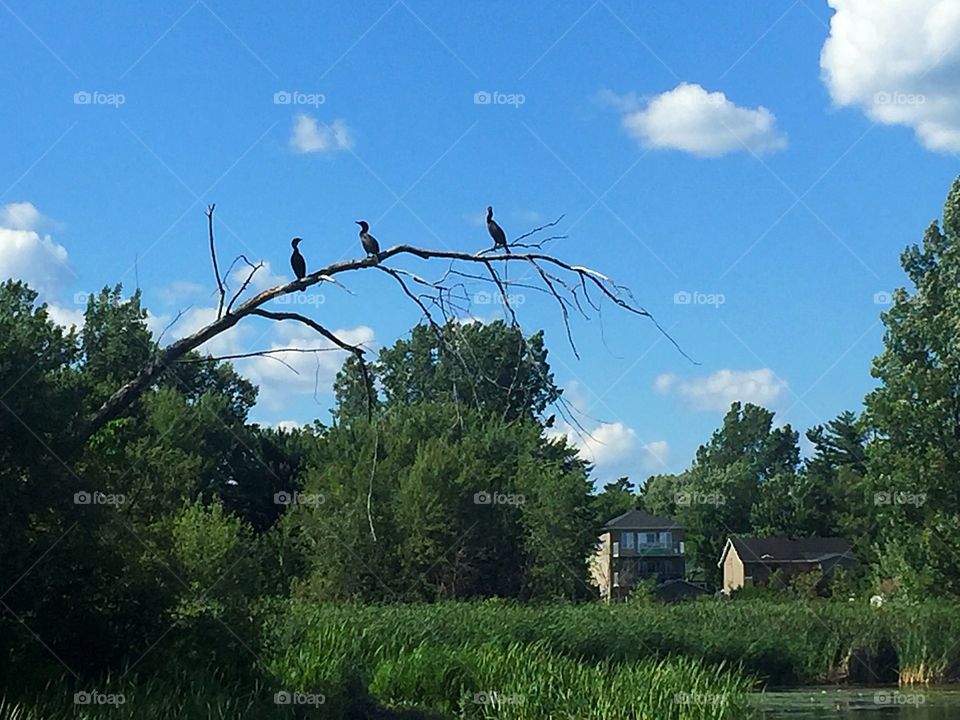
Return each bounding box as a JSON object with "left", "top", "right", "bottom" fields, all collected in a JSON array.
[
  {"left": 544, "top": 414, "right": 556, "bottom": 428},
  {"left": 355, "top": 220, "right": 381, "bottom": 259},
  {"left": 486, "top": 206, "right": 508, "bottom": 253},
  {"left": 290, "top": 237, "right": 306, "bottom": 291}
]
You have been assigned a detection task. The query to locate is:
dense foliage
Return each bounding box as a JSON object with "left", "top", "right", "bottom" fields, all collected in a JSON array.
[{"left": 3, "top": 179, "right": 960, "bottom": 716}]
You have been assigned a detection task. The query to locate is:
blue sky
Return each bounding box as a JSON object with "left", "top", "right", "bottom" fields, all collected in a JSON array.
[{"left": 2, "top": 0, "right": 958, "bottom": 485}]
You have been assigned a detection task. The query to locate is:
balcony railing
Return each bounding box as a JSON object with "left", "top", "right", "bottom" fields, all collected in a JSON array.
[{"left": 615, "top": 543, "right": 683, "bottom": 557}]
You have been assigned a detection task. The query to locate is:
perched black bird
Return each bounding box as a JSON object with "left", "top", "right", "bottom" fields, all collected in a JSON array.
[
  {"left": 355, "top": 220, "right": 381, "bottom": 259},
  {"left": 486, "top": 206, "right": 508, "bottom": 253},
  {"left": 290, "top": 237, "right": 306, "bottom": 291},
  {"left": 544, "top": 414, "right": 556, "bottom": 428}
]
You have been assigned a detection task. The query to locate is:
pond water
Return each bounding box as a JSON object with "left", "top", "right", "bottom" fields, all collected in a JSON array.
[{"left": 755, "top": 688, "right": 960, "bottom": 718}]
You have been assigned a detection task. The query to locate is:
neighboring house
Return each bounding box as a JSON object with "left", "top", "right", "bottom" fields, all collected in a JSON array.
[
  {"left": 590, "top": 509, "right": 685, "bottom": 600},
  {"left": 652, "top": 578, "right": 710, "bottom": 603},
  {"left": 718, "top": 536, "right": 858, "bottom": 594}
]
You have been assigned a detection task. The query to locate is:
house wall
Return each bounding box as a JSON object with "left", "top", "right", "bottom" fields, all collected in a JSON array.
[
  {"left": 723, "top": 546, "right": 745, "bottom": 593},
  {"left": 589, "top": 531, "right": 612, "bottom": 599}
]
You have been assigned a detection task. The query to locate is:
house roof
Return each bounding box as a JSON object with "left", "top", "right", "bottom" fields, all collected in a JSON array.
[
  {"left": 603, "top": 509, "right": 682, "bottom": 531},
  {"left": 653, "top": 579, "right": 710, "bottom": 601},
  {"left": 718, "top": 536, "right": 856, "bottom": 567}
]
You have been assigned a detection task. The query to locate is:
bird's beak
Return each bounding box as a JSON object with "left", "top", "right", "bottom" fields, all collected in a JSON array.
[{"left": 355, "top": 221, "right": 362, "bottom": 225}]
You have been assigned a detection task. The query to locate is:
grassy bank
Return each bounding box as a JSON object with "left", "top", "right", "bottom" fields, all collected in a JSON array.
[{"left": 4, "top": 599, "right": 959, "bottom": 719}]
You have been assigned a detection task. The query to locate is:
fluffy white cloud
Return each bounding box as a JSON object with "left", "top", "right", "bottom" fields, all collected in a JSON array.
[
  {"left": 0, "top": 201, "right": 44, "bottom": 230},
  {"left": 228, "top": 260, "right": 288, "bottom": 292},
  {"left": 821, "top": 0, "right": 960, "bottom": 152},
  {"left": 0, "top": 202, "right": 72, "bottom": 298},
  {"left": 654, "top": 368, "right": 787, "bottom": 411},
  {"left": 608, "top": 83, "right": 786, "bottom": 157},
  {"left": 551, "top": 420, "right": 670, "bottom": 479},
  {"left": 163, "top": 302, "right": 375, "bottom": 410},
  {"left": 239, "top": 323, "right": 374, "bottom": 411},
  {"left": 290, "top": 114, "right": 355, "bottom": 154}
]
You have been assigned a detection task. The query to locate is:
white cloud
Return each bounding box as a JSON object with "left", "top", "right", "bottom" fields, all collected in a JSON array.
[
  {"left": 45, "top": 303, "right": 85, "bottom": 330},
  {"left": 654, "top": 368, "right": 787, "bottom": 411},
  {"left": 239, "top": 323, "right": 374, "bottom": 411},
  {"left": 228, "top": 260, "right": 287, "bottom": 292},
  {"left": 550, "top": 420, "right": 671, "bottom": 480},
  {"left": 157, "top": 280, "right": 208, "bottom": 306},
  {"left": 276, "top": 420, "right": 302, "bottom": 432},
  {"left": 0, "top": 203, "right": 72, "bottom": 298},
  {"left": 0, "top": 201, "right": 44, "bottom": 231},
  {"left": 608, "top": 83, "right": 787, "bottom": 157},
  {"left": 821, "top": 0, "right": 960, "bottom": 152},
  {"left": 163, "top": 301, "right": 375, "bottom": 410},
  {"left": 290, "top": 114, "right": 355, "bottom": 154}
]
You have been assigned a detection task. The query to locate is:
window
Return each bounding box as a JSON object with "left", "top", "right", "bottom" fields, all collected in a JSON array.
[
  {"left": 622, "top": 531, "right": 635, "bottom": 550},
  {"left": 646, "top": 532, "right": 657, "bottom": 545},
  {"left": 612, "top": 541, "right": 619, "bottom": 557},
  {"left": 613, "top": 571, "right": 619, "bottom": 587}
]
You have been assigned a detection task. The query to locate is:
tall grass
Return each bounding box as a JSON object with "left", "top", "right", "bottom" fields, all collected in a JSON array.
[{"left": 6, "top": 599, "right": 959, "bottom": 719}]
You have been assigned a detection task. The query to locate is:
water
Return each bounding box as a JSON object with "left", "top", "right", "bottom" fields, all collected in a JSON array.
[{"left": 755, "top": 688, "right": 960, "bottom": 718}]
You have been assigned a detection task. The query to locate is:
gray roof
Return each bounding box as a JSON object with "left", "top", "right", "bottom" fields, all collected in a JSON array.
[
  {"left": 604, "top": 509, "right": 682, "bottom": 531},
  {"left": 727, "top": 536, "right": 856, "bottom": 564}
]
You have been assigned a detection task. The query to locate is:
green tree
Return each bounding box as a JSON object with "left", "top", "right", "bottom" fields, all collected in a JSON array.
[
  {"left": 333, "top": 321, "right": 560, "bottom": 423},
  {"left": 864, "top": 177, "right": 960, "bottom": 595}
]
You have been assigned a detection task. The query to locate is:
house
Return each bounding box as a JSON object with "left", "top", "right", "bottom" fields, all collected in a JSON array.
[
  {"left": 652, "top": 578, "right": 710, "bottom": 603},
  {"left": 590, "top": 509, "right": 685, "bottom": 600},
  {"left": 718, "top": 536, "right": 858, "bottom": 594}
]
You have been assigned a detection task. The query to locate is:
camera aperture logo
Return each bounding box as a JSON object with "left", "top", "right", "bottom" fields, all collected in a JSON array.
[
  {"left": 274, "top": 690, "right": 325, "bottom": 706},
  {"left": 274, "top": 490, "right": 325, "bottom": 507},
  {"left": 74, "top": 491, "right": 125, "bottom": 507},
  {"left": 474, "top": 490, "right": 525, "bottom": 506},
  {"left": 474, "top": 90, "right": 525, "bottom": 108},
  {"left": 74, "top": 691, "right": 125, "bottom": 706},
  {"left": 274, "top": 90, "right": 325, "bottom": 107},
  {"left": 874, "top": 490, "right": 926, "bottom": 507},
  {"left": 74, "top": 91, "right": 125, "bottom": 108},
  {"left": 675, "top": 490, "right": 725, "bottom": 507},
  {"left": 276, "top": 292, "right": 325, "bottom": 307},
  {"left": 474, "top": 290, "right": 525, "bottom": 306},
  {"left": 674, "top": 290, "right": 725, "bottom": 308}
]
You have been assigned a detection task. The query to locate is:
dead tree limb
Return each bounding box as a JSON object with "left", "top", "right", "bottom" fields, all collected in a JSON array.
[
  {"left": 207, "top": 205, "right": 226, "bottom": 319},
  {"left": 79, "top": 211, "right": 693, "bottom": 443}
]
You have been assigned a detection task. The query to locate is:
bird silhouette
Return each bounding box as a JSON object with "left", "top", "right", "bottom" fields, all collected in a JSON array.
[
  {"left": 290, "top": 237, "right": 306, "bottom": 291},
  {"left": 544, "top": 414, "right": 556, "bottom": 428},
  {"left": 356, "top": 220, "right": 381, "bottom": 260},
  {"left": 486, "top": 206, "right": 509, "bottom": 253}
]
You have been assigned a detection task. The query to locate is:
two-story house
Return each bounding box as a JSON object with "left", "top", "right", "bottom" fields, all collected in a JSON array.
[
  {"left": 718, "top": 536, "right": 858, "bottom": 594},
  {"left": 590, "top": 509, "right": 686, "bottom": 600}
]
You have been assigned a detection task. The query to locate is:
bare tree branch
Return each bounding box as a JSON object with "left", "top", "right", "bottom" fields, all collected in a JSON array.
[
  {"left": 207, "top": 205, "right": 226, "bottom": 320},
  {"left": 80, "top": 217, "right": 694, "bottom": 442}
]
